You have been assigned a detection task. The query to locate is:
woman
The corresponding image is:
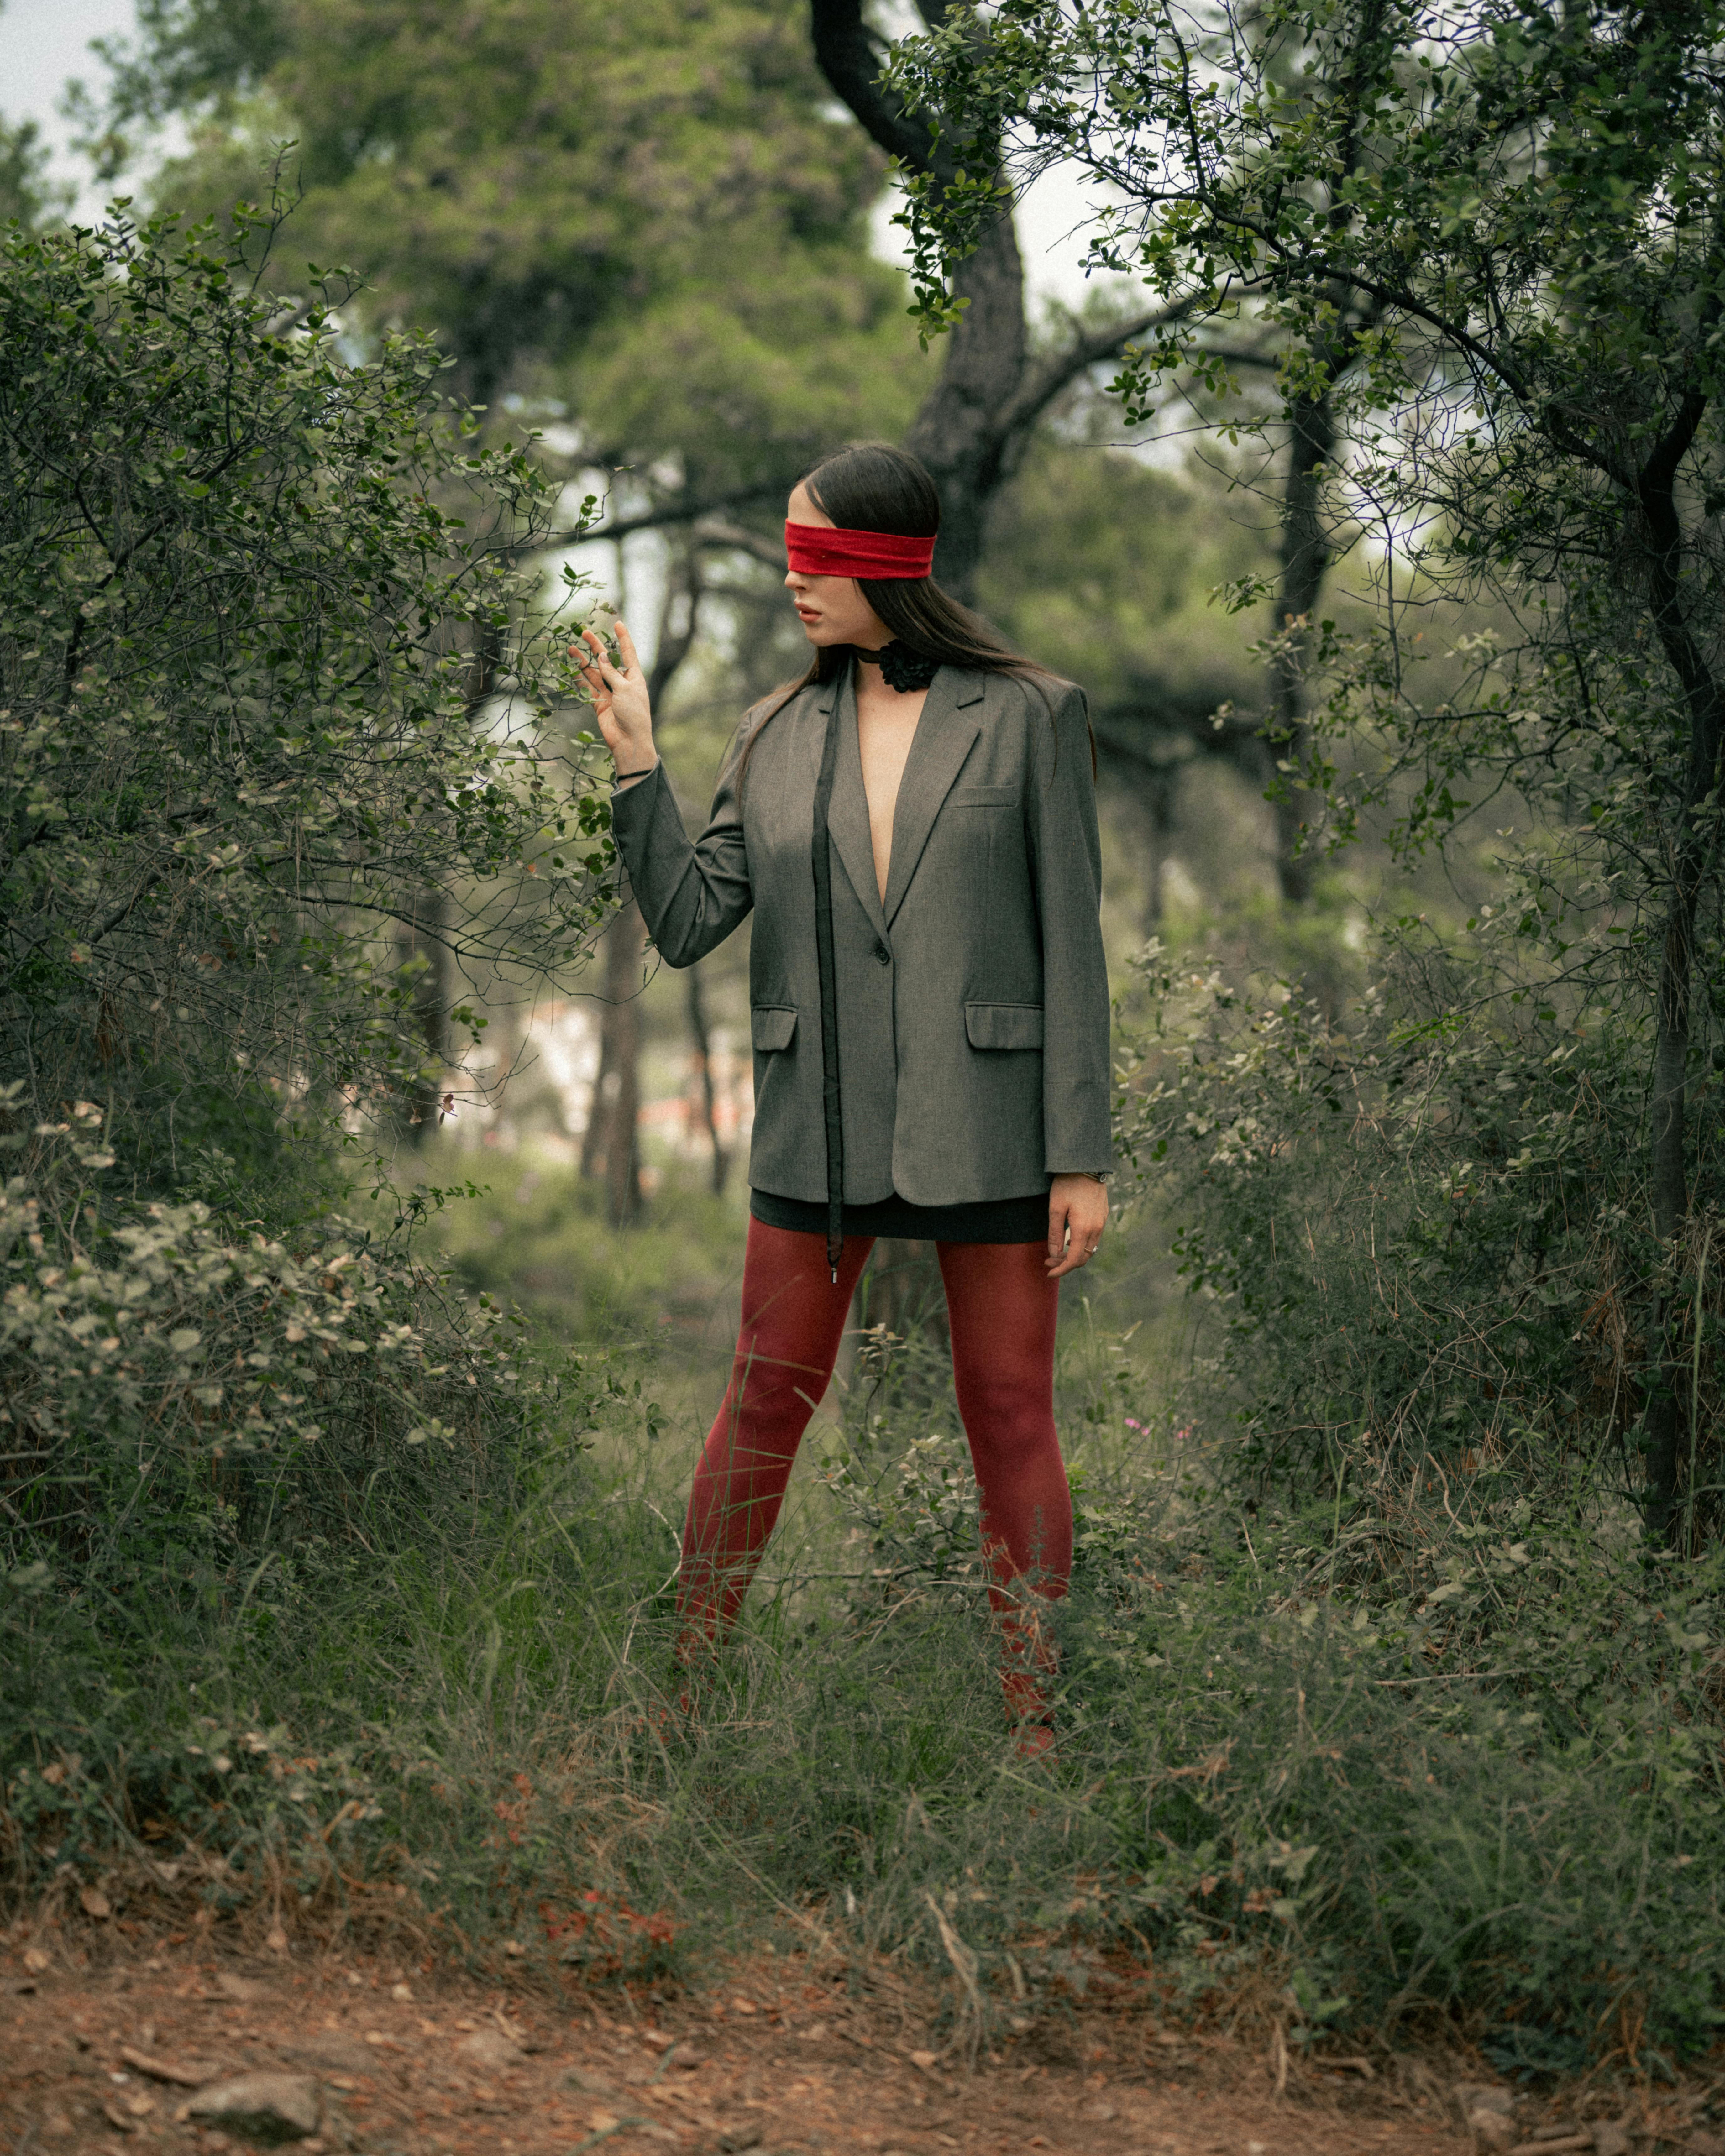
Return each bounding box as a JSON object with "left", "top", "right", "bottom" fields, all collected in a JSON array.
[{"left": 574, "top": 443, "right": 1112, "bottom": 1744}]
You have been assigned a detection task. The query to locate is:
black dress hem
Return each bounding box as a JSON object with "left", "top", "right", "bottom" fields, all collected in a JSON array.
[{"left": 749, "top": 1186, "right": 1049, "bottom": 1246}]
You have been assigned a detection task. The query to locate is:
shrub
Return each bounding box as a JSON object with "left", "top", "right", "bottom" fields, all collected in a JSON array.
[{"left": 0, "top": 195, "right": 611, "bottom": 1177}]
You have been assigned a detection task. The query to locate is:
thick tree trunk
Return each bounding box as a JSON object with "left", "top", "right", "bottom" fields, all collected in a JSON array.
[
  {"left": 1632, "top": 392, "right": 1723, "bottom": 1541},
  {"left": 901, "top": 211, "right": 1028, "bottom": 606}
]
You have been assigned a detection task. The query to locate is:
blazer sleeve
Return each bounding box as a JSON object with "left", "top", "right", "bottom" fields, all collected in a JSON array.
[
  {"left": 1026, "top": 681, "right": 1114, "bottom": 1174},
  {"left": 608, "top": 719, "right": 754, "bottom": 967}
]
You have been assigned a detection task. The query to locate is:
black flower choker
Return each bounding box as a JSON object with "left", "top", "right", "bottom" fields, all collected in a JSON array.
[{"left": 853, "top": 641, "right": 939, "bottom": 693}]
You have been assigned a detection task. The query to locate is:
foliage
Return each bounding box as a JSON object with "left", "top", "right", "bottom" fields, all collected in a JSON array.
[
  {"left": 895, "top": 0, "right": 1725, "bottom": 1530},
  {"left": 0, "top": 199, "right": 612, "bottom": 1179},
  {"left": 0, "top": 1102, "right": 551, "bottom": 1597},
  {"left": 12, "top": 1256, "right": 1725, "bottom": 2064},
  {"left": 1114, "top": 926, "right": 1676, "bottom": 1488},
  {"left": 90, "top": 0, "right": 926, "bottom": 478},
  {"left": 977, "top": 439, "right": 1269, "bottom": 718},
  {"left": 0, "top": 117, "right": 65, "bottom": 231}
]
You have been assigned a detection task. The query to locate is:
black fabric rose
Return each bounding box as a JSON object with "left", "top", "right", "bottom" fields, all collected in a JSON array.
[{"left": 856, "top": 642, "right": 939, "bottom": 693}]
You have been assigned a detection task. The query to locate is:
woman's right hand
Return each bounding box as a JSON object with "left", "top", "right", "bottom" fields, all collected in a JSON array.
[{"left": 571, "top": 620, "right": 657, "bottom": 780}]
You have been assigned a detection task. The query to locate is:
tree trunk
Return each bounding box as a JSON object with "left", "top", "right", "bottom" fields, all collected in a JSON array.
[
  {"left": 401, "top": 890, "right": 450, "bottom": 1145},
  {"left": 1645, "top": 901, "right": 1693, "bottom": 1541},
  {"left": 581, "top": 898, "right": 647, "bottom": 1224},
  {"left": 685, "top": 959, "right": 731, "bottom": 1196},
  {"left": 901, "top": 210, "right": 1028, "bottom": 606},
  {"left": 1633, "top": 395, "right": 1724, "bottom": 1541},
  {"left": 1266, "top": 381, "right": 1338, "bottom": 907},
  {"left": 856, "top": 1236, "right": 951, "bottom": 1360},
  {"left": 579, "top": 544, "right": 705, "bottom": 1220}
]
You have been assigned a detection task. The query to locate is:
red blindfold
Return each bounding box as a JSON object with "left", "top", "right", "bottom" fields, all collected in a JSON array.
[{"left": 784, "top": 521, "right": 936, "bottom": 580}]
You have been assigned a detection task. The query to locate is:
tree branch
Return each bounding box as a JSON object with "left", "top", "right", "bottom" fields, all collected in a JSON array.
[
  {"left": 810, "top": 0, "right": 933, "bottom": 171},
  {"left": 1000, "top": 301, "right": 1202, "bottom": 441},
  {"left": 692, "top": 515, "right": 787, "bottom": 571},
  {"left": 592, "top": 479, "right": 789, "bottom": 545}
]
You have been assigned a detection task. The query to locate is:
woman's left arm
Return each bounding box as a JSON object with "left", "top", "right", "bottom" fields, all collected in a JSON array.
[{"left": 1026, "top": 681, "right": 1114, "bottom": 1276}]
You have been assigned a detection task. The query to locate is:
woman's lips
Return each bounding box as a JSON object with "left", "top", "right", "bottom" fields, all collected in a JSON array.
[{"left": 795, "top": 607, "right": 820, "bottom": 624}]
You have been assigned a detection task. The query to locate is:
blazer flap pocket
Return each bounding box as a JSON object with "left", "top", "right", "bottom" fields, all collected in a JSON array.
[
  {"left": 965, "top": 1001, "right": 1044, "bottom": 1051},
  {"left": 948, "top": 784, "right": 1018, "bottom": 808},
  {"left": 752, "top": 1005, "right": 798, "bottom": 1052}
]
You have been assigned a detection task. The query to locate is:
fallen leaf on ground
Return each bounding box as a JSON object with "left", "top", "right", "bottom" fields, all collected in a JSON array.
[{"left": 79, "top": 1887, "right": 111, "bottom": 1919}]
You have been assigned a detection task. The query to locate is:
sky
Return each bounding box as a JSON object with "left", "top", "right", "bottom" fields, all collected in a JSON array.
[
  {"left": 0, "top": 0, "right": 1127, "bottom": 311},
  {"left": 2, "top": 0, "right": 144, "bottom": 221}
]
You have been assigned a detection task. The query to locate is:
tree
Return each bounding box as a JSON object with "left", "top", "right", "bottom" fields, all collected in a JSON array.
[
  {"left": 978, "top": 437, "right": 1278, "bottom": 920},
  {"left": 96, "top": 0, "right": 940, "bottom": 1206},
  {"left": 0, "top": 117, "right": 64, "bottom": 231},
  {"left": 0, "top": 199, "right": 611, "bottom": 1188},
  {"left": 810, "top": 0, "right": 1183, "bottom": 603},
  {"left": 896, "top": 0, "right": 1725, "bottom": 1536},
  {"left": 93, "top": 0, "right": 923, "bottom": 459}
]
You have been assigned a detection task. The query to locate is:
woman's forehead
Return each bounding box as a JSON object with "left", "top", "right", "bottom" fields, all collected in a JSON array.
[{"left": 787, "top": 481, "right": 833, "bottom": 528}]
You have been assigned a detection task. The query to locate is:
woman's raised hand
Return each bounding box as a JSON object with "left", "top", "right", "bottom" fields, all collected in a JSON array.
[{"left": 571, "top": 620, "right": 657, "bottom": 780}]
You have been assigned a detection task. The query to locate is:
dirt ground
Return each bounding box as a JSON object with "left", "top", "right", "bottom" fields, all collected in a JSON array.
[{"left": 2, "top": 1939, "right": 1717, "bottom": 2156}]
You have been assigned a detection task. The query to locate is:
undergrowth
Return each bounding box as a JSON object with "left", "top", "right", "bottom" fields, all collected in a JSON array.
[{"left": 7, "top": 1140, "right": 1725, "bottom": 2077}]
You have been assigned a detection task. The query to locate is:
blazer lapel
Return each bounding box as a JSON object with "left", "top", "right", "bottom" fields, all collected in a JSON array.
[
  {"left": 881, "top": 667, "right": 984, "bottom": 927},
  {"left": 824, "top": 667, "right": 891, "bottom": 943}
]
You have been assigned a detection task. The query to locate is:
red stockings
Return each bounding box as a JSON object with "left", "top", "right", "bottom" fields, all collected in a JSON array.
[{"left": 679, "top": 1220, "right": 1070, "bottom": 1723}]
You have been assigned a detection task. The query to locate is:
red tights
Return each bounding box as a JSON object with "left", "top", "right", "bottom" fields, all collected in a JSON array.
[{"left": 680, "top": 1220, "right": 1070, "bottom": 1721}]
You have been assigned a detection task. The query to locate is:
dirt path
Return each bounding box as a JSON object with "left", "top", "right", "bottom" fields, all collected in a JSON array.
[{"left": 0, "top": 1937, "right": 1682, "bottom": 2156}]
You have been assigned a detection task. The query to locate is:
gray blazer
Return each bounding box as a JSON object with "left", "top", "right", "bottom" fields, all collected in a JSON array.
[{"left": 609, "top": 662, "right": 1112, "bottom": 1206}]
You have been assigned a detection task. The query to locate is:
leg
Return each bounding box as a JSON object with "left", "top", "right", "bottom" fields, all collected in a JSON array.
[
  {"left": 680, "top": 1219, "right": 874, "bottom": 1646},
  {"left": 936, "top": 1240, "right": 1070, "bottom": 1727}
]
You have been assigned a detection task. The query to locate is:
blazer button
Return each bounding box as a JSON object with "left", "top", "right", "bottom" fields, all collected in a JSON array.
[{"left": 873, "top": 942, "right": 891, "bottom": 965}]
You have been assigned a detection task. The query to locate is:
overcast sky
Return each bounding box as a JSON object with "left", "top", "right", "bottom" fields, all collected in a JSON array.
[{"left": 1, "top": 0, "right": 1125, "bottom": 311}]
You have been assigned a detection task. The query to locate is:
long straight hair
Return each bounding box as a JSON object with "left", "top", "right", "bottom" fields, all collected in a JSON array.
[{"left": 748, "top": 444, "right": 1059, "bottom": 747}]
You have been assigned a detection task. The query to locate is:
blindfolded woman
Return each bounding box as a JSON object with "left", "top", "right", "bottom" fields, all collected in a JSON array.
[{"left": 574, "top": 443, "right": 1112, "bottom": 1752}]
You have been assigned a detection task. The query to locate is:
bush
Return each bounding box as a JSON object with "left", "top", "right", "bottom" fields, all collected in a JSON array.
[{"left": 0, "top": 195, "right": 611, "bottom": 1177}]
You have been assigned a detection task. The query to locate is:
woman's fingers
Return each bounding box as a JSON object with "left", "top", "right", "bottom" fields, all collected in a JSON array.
[
  {"left": 1046, "top": 1180, "right": 1106, "bottom": 1278},
  {"left": 577, "top": 626, "right": 621, "bottom": 682},
  {"left": 1046, "top": 1201, "right": 1087, "bottom": 1279},
  {"left": 613, "top": 618, "right": 642, "bottom": 673}
]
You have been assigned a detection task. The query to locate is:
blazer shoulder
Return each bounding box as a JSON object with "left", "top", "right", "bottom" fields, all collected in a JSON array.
[
  {"left": 739, "top": 679, "right": 819, "bottom": 746},
  {"left": 987, "top": 667, "right": 1087, "bottom": 725}
]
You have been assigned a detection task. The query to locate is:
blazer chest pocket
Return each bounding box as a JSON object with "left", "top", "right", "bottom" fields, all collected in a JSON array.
[
  {"left": 948, "top": 785, "right": 1018, "bottom": 809},
  {"left": 965, "top": 1002, "right": 1043, "bottom": 1051},
  {"left": 752, "top": 1006, "right": 798, "bottom": 1052}
]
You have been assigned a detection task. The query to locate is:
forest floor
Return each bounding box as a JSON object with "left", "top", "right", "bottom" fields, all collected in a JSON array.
[{"left": 8, "top": 1936, "right": 1715, "bottom": 2156}]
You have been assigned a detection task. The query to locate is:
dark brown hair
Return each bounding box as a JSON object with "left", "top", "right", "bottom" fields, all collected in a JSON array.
[{"left": 750, "top": 443, "right": 1059, "bottom": 740}]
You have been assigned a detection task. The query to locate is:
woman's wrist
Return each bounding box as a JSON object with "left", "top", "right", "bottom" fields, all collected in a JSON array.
[{"left": 611, "top": 754, "right": 658, "bottom": 789}]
